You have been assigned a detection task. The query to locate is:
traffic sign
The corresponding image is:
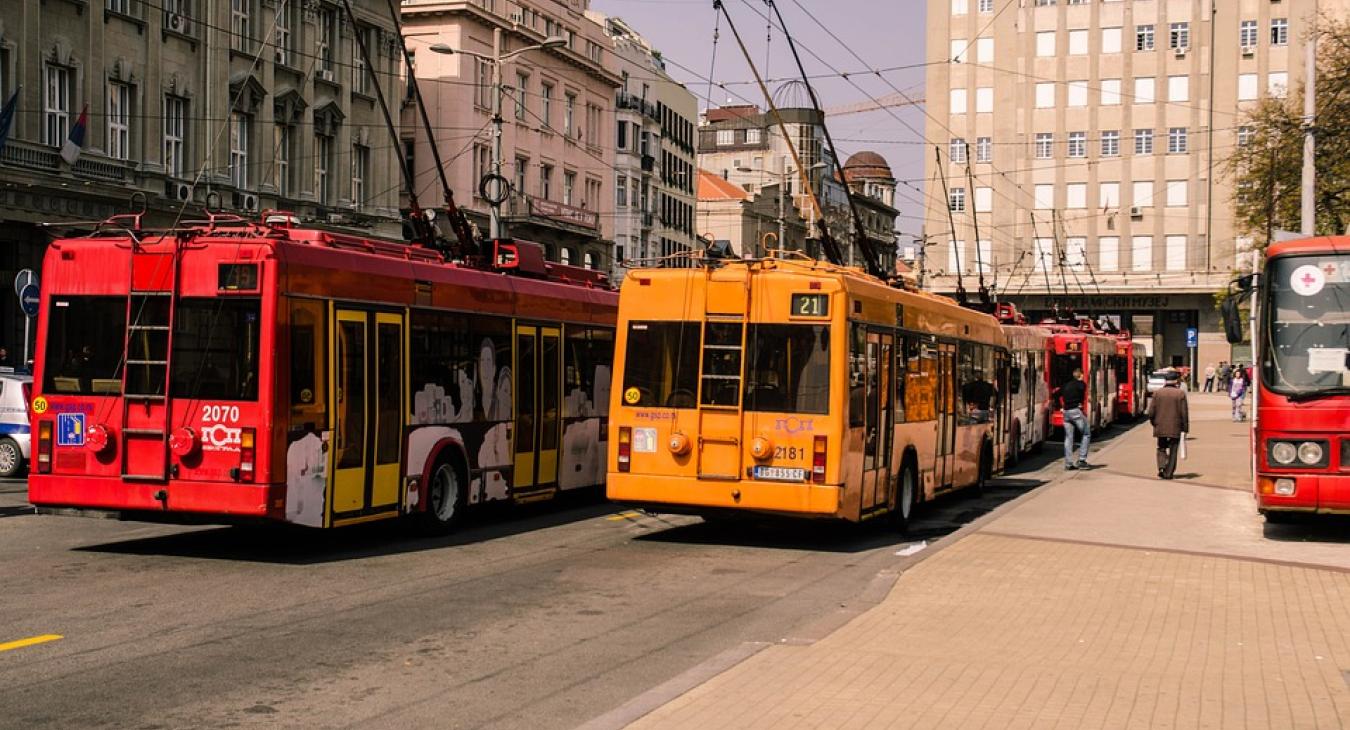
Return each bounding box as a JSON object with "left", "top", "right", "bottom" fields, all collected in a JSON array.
[
  {"left": 19, "top": 283, "right": 39, "bottom": 317},
  {"left": 1185, "top": 327, "right": 1198, "bottom": 349},
  {"left": 13, "top": 269, "right": 36, "bottom": 297}
]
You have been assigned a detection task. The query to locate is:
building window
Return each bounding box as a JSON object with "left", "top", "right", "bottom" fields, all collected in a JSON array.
[
  {"left": 1132, "top": 236, "right": 1152, "bottom": 272},
  {"left": 1269, "top": 71, "right": 1289, "bottom": 98},
  {"left": 231, "top": 0, "right": 252, "bottom": 52},
  {"left": 1036, "top": 32, "right": 1055, "bottom": 57},
  {"left": 563, "top": 93, "right": 575, "bottom": 136},
  {"left": 1066, "top": 184, "right": 1086, "bottom": 209},
  {"left": 164, "top": 95, "right": 187, "bottom": 178},
  {"left": 1271, "top": 18, "right": 1288, "bottom": 46},
  {"left": 1134, "top": 77, "right": 1156, "bottom": 104},
  {"left": 949, "top": 138, "right": 967, "bottom": 163},
  {"left": 1136, "top": 25, "right": 1154, "bottom": 51},
  {"left": 1065, "top": 237, "right": 1087, "bottom": 270},
  {"left": 1035, "top": 132, "right": 1053, "bottom": 159},
  {"left": 1169, "top": 22, "right": 1189, "bottom": 50},
  {"left": 1099, "top": 182, "right": 1120, "bottom": 209},
  {"left": 948, "top": 186, "right": 966, "bottom": 212},
  {"left": 745, "top": 128, "right": 761, "bottom": 144},
  {"left": 1134, "top": 129, "right": 1153, "bottom": 155},
  {"left": 1067, "top": 131, "right": 1086, "bottom": 158},
  {"left": 585, "top": 178, "right": 601, "bottom": 211},
  {"left": 230, "top": 112, "right": 250, "bottom": 188},
  {"left": 1165, "top": 180, "right": 1187, "bottom": 207},
  {"left": 1100, "top": 130, "right": 1119, "bottom": 157},
  {"left": 1067, "top": 29, "right": 1088, "bottom": 55},
  {"left": 1033, "top": 238, "right": 1053, "bottom": 271},
  {"left": 583, "top": 252, "right": 596, "bottom": 270},
  {"left": 353, "top": 26, "right": 372, "bottom": 95},
  {"left": 351, "top": 144, "right": 368, "bottom": 210},
  {"left": 541, "top": 164, "right": 553, "bottom": 199},
  {"left": 952, "top": 0, "right": 967, "bottom": 14},
  {"left": 1165, "top": 235, "right": 1186, "bottom": 271},
  {"left": 1168, "top": 75, "right": 1189, "bottom": 102},
  {"left": 586, "top": 104, "right": 601, "bottom": 147},
  {"left": 1240, "top": 20, "right": 1258, "bottom": 48},
  {"left": 107, "top": 0, "right": 131, "bottom": 13},
  {"left": 1101, "top": 78, "right": 1121, "bottom": 105},
  {"left": 540, "top": 83, "right": 553, "bottom": 128},
  {"left": 560, "top": 248, "right": 572, "bottom": 265},
  {"left": 1167, "top": 127, "right": 1188, "bottom": 154},
  {"left": 975, "top": 187, "right": 992, "bottom": 213},
  {"left": 274, "top": 123, "right": 292, "bottom": 196},
  {"left": 1099, "top": 236, "right": 1119, "bottom": 272},
  {"left": 315, "top": 133, "right": 332, "bottom": 204},
  {"left": 563, "top": 171, "right": 576, "bottom": 205},
  {"left": 716, "top": 129, "right": 734, "bottom": 146},
  {"left": 318, "top": 6, "right": 337, "bottom": 74},
  {"left": 949, "top": 88, "right": 967, "bottom": 114},
  {"left": 1237, "top": 126, "right": 1254, "bottom": 146},
  {"left": 976, "top": 137, "right": 991, "bottom": 163},
  {"left": 1035, "top": 82, "right": 1055, "bottom": 108},
  {"left": 1102, "top": 27, "right": 1122, "bottom": 54},
  {"left": 107, "top": 82, "right": 131, "bottom": 160},
  {"left": 975, "top": 87, "right": 993, "bottom": 113},
  {"left": 515, "top": 73, "right": 528, "bottom": 120},
  {"left": 475, "top": 58, "right": 491, "bottom": 108},
  {"left": 274, "top": 0, "right": 295, "bottom": 66},
  {"left": 1238, "top": 73, "right": 1259, "bottom": 101},
  {"left": 513, "top": 156, "right": 528, "bottom": 197},
  {"left": 616, "top": 174, "right": 628, "bottom": 207},
  {"left": 43, "top": 65, "right": 71, "bottom": 147},
  {"left": 1067, "top": 80, "right": 1088, "bottom": 107},
  {"left": 978, "top": 0, "right": 992, "bottom": 11},
  {"left": 1034, "top": 184, "right": 1053, "bottom": 210},
  {"left": 1133, "top": 181, "right": 1153, "bottom": 208}
]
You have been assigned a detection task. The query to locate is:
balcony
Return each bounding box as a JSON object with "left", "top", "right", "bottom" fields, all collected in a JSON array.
[
  {"left": 616, "top": 92, "right": 659, "bottom": 121},
  {"left": 640, "top": 155, "right": 656, "bottom": 173},
  {"left": 0, "top": 139, "right": 128, "bottom": 183},
  {"left": 504, "top": 193, "right": 599, "bottom": 232},
  {"left": 640, "top": 211, "right": 654, "bottom": 230}
]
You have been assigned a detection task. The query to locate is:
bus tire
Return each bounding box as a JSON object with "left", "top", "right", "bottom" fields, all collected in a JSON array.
[
  {"left": 0, "top": 438, "right": 22, "bottom": 478},
  {"left": 974, "top": 440, "right": 993, "bottom": 496},
  {"left": 421, "top": 458, "right": 467, "bottom": 533},
  {"left": 892, "top": 457, "right": 919, "bottom": 532}
]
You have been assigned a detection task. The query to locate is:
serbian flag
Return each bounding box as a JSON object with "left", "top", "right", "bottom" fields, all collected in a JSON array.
[
  {"left": 60, "top": 104, "right": 88, "bottom": 166},
  {"left": 0, "top": 87, "right": 17, "bottom": 156}
]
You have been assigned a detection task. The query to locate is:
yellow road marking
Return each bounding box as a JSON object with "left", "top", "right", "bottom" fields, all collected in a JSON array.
[
  {"left": 0, "top": 634, "right": 63, "bottom": 653},
  {"left": 606, "top": 511, "right": 642, "bottom": 522}
]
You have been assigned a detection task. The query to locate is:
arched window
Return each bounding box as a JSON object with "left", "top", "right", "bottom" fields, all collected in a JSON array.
[
  {"left": 560, "top": 248, "right": 572, "bottom": 265},
  {"left": 583, "top": 252, "right": 595, "bottom": 270}
]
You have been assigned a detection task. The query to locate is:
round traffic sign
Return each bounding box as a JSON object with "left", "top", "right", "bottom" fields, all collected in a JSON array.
[
  {"left": 19, "top": 283, "right": 39, "bottom": 317},
  {"left": 13, "top": 269, "right": 36, "bottom": 297}
]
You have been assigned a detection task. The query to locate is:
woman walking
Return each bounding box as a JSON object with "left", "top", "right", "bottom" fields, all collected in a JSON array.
[{"left": 1229, "top": 367, "right": 1248, "bottom": 422}]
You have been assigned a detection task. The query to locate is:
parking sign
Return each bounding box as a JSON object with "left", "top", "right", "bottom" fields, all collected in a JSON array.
[
  {"left": 1186, "top": 327, "right": 1198, "bottom": 349},
  {"left": 57, "top": 413, "right": 86, "bottom": 447}
]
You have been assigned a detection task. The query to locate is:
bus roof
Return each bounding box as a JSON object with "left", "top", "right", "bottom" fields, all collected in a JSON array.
[{"left": 1266, "top": 236, "right": 1350, "bottom": 259}]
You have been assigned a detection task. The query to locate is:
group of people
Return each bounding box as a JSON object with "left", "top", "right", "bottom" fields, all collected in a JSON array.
[
  {"left": 1054, "top": 365, "right": 1193, "bottom": 481},
  {"left": 1203, "top": 361, "right": 1253, "bottom": 422}
]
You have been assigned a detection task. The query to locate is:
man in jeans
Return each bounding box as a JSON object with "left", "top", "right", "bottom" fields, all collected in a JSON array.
[{"left": 1057, "top": 368, "right": 1090, "bottom": 470}]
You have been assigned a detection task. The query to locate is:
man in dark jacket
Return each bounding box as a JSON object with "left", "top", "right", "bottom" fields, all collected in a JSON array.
[{"left": 1146, "top": 370, "right": 1189, "bottom": 479}]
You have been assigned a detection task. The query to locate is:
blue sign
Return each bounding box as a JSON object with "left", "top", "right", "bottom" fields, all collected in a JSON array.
[
  {"left": 1186, "top": 327, "right": 1198, "bottom": 348},
  {"left": 19, "top": 283, "right": 39, "bottom": 317},
  {"left": 57, "top": 413, "right": 85, "bottom": 447}
]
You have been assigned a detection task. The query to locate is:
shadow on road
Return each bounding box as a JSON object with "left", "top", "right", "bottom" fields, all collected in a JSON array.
[
  {"left": 74, "top": 490, "right": 616, "bottom": 564},
  {"left": 1262, "top": 515, "right": 1350, "bottom": 544}
]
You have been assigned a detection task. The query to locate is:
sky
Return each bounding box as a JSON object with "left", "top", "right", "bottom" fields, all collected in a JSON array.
[{"left": 589, "top": 0, "right": 931, "bottom": 240}]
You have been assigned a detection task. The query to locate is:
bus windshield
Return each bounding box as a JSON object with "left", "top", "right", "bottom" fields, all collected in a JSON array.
[
  {"left": 1264, "top": 254, "right": 1350, "bottom": 396},
  {"left": 1050, "top": 353, "right": 1080, "bottom": 391},
  {"left": 170, "top": 297, "right": 262, "bottom": 400},
  {"left": 43, "top": 296, "right": 128, "bottom": 394},
  {"left": 743, "top": 324, "right": 830, "bottom": 414},
  {"left": 621, "top": 321, "right": 700, "bottom": 408}
]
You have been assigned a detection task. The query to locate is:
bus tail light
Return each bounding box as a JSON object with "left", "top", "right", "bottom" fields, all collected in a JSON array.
[
  {"left": 238, "top": 428, "right": 256, "bottom": 482},
  {"left": 36, "top": 421, "right": 52, "bottom": 474},
  {"left": 617, "top": 427, "right": 631, "bottom": 472},
  {"left": 812, "top": 436, "right": 827, "bottom": 484}
]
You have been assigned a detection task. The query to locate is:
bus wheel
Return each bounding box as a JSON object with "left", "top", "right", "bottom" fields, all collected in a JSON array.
[
  {"left": 422, "top": 461, "right": 465, "bottom": 533},
  {"left": 974, "top": 441, "right": 993, "bottom": 496},
  {"left": 892, "top": 460, "right": 919, "bottom": 532},
  {"left": 0, "top": 438, "right": 22, "bottom": 478}
]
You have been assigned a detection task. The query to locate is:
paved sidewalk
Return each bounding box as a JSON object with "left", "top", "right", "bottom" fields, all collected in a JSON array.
[{"left": 621, "top": 396, "right": 1350, "bottom": 729}]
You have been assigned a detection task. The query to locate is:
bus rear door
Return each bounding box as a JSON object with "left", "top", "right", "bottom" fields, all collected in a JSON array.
[
  {"left": 859, "top": 329, "right": 894, "bottom": 514},
  {"left": 330, "top": 307, "right": 404, "bottom": 524},
  {"left": 513, "top": 324, "right": 562, "bottom": 501}
]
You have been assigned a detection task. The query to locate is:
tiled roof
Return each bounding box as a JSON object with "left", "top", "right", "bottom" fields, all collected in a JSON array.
[{"left": 697, "top": 169, "right": 749, "bottom": 201}]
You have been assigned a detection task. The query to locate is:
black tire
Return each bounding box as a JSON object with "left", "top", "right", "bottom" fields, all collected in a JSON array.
[
  {"left": 891, "top": 458, "right": 919, "bottom": 533},
  {"left": 1262, "top": 510, "right": 1299, "bottom": 525},
  {"left": 420, "top": 460, "right": 466, "bottom": 533},
  {"left": 0, "top": 437, "right": 24, "bottom": 478}
]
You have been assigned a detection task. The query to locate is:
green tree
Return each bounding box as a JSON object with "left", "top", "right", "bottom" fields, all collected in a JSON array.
[{"left": 1227, "top": 16, "right": 1350, "bottom": 244}]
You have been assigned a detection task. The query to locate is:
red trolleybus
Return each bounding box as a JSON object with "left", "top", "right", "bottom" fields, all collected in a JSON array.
[
  {"left": 1223, "top": 236, "right": 1349, "bottom": 521},
  {"left": 607, "top": 257, "right": 1009, "bottom": 529},
  {"left": 29, "top": 212, "right": 617, "bottom": 530},
  {"left": 1112, "top": 333, "right": 1149, "bottom": 420},
  {"left": 994, "top": 304, "right": 1052, "bottom": 464},
  {"left": 1044, "top": 322, "right": 1118, "bottom": 432}
]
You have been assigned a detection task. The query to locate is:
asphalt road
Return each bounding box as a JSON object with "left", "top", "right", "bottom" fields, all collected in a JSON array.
[{"left": 0, "top": 439, "right": 1087, "bottom": 730}]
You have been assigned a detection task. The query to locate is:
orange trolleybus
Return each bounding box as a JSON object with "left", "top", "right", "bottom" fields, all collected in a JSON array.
[
  {"left": 994, "top": 304, "right": 1052, "bottom": 464},
  {"left": 29, "top": 211, "right": 617, "bottom": 530},
  {"left": 1223, "top": 236, "right": 1350, "bottom": 521},
  {"left": 606, "top": 256, "right": 1009, "bottom": 528}
]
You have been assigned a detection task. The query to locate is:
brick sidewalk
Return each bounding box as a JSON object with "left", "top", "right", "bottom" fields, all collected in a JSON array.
[{"left": 623, "top": 399, "right": 1350, "bottom": 730}]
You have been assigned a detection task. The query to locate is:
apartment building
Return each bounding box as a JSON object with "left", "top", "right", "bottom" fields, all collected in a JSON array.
[
  {"left": 0, "top": 0, "right": 402, "bottom": 355},
  {"left": 924, "top": 0, "right": 1344, "bottom": 369},
  {"left": 401, "top": 0, "right": 620, "bottom": 270}
]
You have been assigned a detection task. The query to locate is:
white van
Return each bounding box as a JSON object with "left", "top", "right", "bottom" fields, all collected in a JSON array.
[{"left": 0, "top": 372, "right": 32, "bottom": 478}]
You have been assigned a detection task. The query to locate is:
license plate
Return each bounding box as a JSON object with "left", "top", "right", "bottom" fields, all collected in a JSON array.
[{"left": 752, "top": 466, "right": 806, "bottom": 482}]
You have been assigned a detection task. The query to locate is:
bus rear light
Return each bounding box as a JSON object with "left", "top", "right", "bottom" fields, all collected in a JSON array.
[
  {"left": 169, "top": 427, "right": 199, "bottom": 458},
  {"left": 36, "top": 420, "right": 52, "bottom": 474},
  {"left": 84, "top": 423, "right": 111, "bottom": 454},
  {"left": 617, "top": 427, "right": 631, "bottom": 472},
  {"left": 238, "top": 428, "right": 256, "bottom": 482},
  {"left": 812, "top": 436, "right": 827, "bottom": 484}
]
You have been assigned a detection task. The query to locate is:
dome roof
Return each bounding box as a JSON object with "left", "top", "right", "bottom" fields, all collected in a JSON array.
[{"left": 843, "top": 151, "right": 894, "bottom": 182}]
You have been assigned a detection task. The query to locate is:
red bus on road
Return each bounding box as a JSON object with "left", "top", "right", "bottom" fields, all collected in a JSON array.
[
  {"left": 1224, "top": 236, "right": 1349, "bottom": 521},
  {"left": 29, "top": 212, "right": 617, "bottom": 530},
  {"left": 1044, "top": 322, "right": 1118, "bottom": 432},
  {"left": 1112, "top": 333, "right": 1149, "bottom": 420}
]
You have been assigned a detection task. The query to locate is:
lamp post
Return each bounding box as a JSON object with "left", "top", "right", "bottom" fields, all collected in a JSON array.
[
  {"left": 737, "top": 162, "right": 825, "bottom": 258},
  {"left": 430, "top": 31, "right": 565, "bottom": 241}
]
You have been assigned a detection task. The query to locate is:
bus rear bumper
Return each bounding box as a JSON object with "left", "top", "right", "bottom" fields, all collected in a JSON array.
[
  {"left": 607, "top": 473, "right": 844, "bottom": 518},
  {"left": 1256, "top": 472, "right": 1350, "bottom": 514},
  {"left": 29, "top": 475, "right": 282, "bottom": 520}
]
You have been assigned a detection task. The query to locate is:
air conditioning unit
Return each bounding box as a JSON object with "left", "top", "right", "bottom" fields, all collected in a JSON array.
[
  {"left": 167, "top": 13, "right": 188, "bottom": 33},
  {"left": 1174, "top": 47, "right": 1188, "bottom": 59},
  {"left": 1130, "top": 206, "right": 1144, "bottom": 219},
  {"left": 234, "top": 192, "right": 259, "bottom": 212},
  {"left": 1241, "top": 45, "right": 1255, "bottom": 57},
  {"left": 165, "top": 180, "right": 192, "bottom": 202},
  {"left": 274, "top": 48, "right": 286, "bottom": 64},
  {"left": 318, "top": 69, "right": 334, "bottom": 83}
]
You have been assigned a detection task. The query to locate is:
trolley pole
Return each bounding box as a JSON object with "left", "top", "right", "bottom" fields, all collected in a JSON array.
[{"left": 490, "top": 27, "right": 503, "bottom": 242}]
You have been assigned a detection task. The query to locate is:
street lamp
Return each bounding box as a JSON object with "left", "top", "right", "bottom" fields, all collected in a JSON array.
[
  {"left": 430, "top": 33, "right": 566, "bottom": 241},
  {"left": 736, "top": 162, "right": 826, "bottom": 258}
]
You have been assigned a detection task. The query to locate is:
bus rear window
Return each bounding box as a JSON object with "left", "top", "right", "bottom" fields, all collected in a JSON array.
[
  {"left": 743, "top": 324, "right": 830, "bottom": 414},
  {"left": 43, "top": 296, "right": 128, "bottom": 395},
  {"left": 621, "top": 322, "right": 699, "bottom": 408},
  {"left": 170, "top": 298, "right": 261, "bottom": 401}
]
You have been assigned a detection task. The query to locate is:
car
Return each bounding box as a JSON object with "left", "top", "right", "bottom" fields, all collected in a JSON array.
[
  {"left": 0, "top": 371, "right": 32, "bottom": 478},
  {"left": 1145, "top": 368, "right": 1191, "bottom": 398}
]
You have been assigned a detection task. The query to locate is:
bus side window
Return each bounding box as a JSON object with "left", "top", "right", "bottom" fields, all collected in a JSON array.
[
  {"left": 893, "top": 335, "right": 907, "bottom": 424},
  {"left": 849, "top": 324, "right": 866, "bottom": 427},
  {"left": 289, "top": 299, "right": 328, "bottom": 426}
]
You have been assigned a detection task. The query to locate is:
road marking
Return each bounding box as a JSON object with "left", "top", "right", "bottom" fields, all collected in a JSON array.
[
  {"left": 0, "top": 634, "right": 63, "bottom": 653},
  {"left": 605, "top": 511, "right": 642, "bottom": 522},
  {"left": 895, "top": 541, "right": 928, "bottom": 557}
]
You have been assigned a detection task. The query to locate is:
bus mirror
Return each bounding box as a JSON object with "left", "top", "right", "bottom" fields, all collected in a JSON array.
[
  {"left": 1234, "top": 273, "right": 1256, "bottom": 293},
  {"left": 1221, "top": 297, "right": 1245, "bottom": 345}
]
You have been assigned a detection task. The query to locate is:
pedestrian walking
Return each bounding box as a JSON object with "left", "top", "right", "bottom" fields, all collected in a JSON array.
[
  {"left": 1146, "top": 370, "right": 1189, "bottom": 480},
  {"left": 1218, "top": 361, "right": 1232, "bottom": 391},
  {"left": 1056, "top": 368, "right": 1091, "bottom": 470},
  {"left": 1229, "top": 368, "right": 1248, "bottom": 422},
  {"left": 1203, "top": 363, "right": 1216, "bottom": 392}
]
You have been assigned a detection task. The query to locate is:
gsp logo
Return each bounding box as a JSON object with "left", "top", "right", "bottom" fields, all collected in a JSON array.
[{"left": 200, "top": 424, "right": 242, "bottom": 452}]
